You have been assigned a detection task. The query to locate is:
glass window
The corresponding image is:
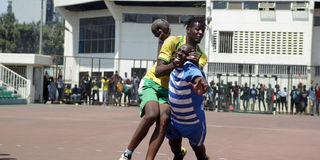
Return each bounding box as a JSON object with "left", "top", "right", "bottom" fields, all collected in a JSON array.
[
  {"left": 180, "top": 15, "right": 193, "bottom": 24},
  {"left": 152, "top": 15, "right": 166, "bottom": 22},
  {"left": 229, "top": 2, "right": 242, "bottom": 10},
  {"left": 79, "top": 17, "right": 115, "bottom": 54},
  {"left": 314, "top": 17, "right": 320, "bottom": 26},
  {"left": 243, "top": 2, "right": 258, "bottom": 10},
  {"left": 123, "top": 14, "right": 137, "bottom": 22},
  {"left": 219, "top": 31, "right": 233, "bottom": 53},
  {"left": 212, "top": 1, "right": 227, "bottom": 9},
  {"left": 167, "top": 15, "right": 180, "bottom": 24},
  {"left": 276, "top": 2, "right": 291, "bottom": 10},
  {"left": 137, "top": 14, "right": 152, "bottom": 23}
]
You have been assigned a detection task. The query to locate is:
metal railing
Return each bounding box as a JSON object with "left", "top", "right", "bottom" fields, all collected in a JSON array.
[{"left": 0, "top": 64, "right": 30, "bottom": 99}]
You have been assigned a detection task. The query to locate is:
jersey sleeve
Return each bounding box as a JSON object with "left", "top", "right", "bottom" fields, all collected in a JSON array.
[
  {"left": 185, "top": 62, "right": 204, "bottom": 83},
  {"left": 158, "top": 36, "right": 177, "bottom": 63},
  {"left": 199, "top": 52, "right": 207, "bottom": 68}
]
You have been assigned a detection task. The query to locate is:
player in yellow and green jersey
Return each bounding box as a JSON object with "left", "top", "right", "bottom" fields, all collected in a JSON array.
[{"left": 120, "top": 17, "right": 207, "bottom": 160}]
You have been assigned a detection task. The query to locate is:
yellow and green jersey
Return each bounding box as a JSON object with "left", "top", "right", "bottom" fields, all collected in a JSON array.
[
  {"left": 101, "top": 79, "right": 110, "bottom": 91},
  {"left": 144, "top": 35, "right": 207, "bottom": 89}
]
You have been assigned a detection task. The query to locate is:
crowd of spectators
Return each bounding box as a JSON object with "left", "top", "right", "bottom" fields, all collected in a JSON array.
[
  {"left": 206, "top": 80, "right": 320, "bottom": 116},
  {"left": 43, "top": 71, "right": 141, "bottom": 106}
]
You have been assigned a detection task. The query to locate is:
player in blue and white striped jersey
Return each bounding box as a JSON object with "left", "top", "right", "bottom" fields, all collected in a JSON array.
[{"left": 166, "top": 44, "right": 210, "bottom": 160}]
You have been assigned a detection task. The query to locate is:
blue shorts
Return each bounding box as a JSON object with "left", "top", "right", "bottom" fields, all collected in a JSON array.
[{"left": 166, "top": 120, "right": 206, "bottom": 146}]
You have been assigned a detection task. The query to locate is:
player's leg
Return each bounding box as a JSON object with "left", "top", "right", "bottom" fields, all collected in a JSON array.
[
  {"left": 169, "top": 137, "right": 187, "bottom": 160},
  {"left": 190, "top": 143, "right": 209, "bottom": 160},
  {"left": 126, "top": 101, "right": 159, "bottom": 152},
  {"left": 120, "top": 79, "right": 163, "bottom": 160},
  {"left": 145, "top": 103, "right": 170, "bottom": 160}
]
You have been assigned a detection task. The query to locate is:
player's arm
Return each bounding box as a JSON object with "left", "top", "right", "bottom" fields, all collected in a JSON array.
[
  {"left": 188, "top": 76, "right": 209, "bottom": 95},
  {"left": 154, "top": 54, "right": 181, "bottom": 78},
  {"left": 157, "top": 28, "right": 171, "bottom": 56}
]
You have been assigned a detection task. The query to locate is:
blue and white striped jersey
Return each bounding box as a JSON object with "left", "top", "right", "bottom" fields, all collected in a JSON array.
[{"left": 169, "top": 61, "right": 206, "bottom": 127}]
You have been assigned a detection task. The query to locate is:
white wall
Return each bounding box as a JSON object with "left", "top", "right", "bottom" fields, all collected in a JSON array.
[
  {"left": 312, "top": 27, "right": 320, "bottom": 66},
  {"left": 209, "top": 9, "right": 313, "bottom": 66}
]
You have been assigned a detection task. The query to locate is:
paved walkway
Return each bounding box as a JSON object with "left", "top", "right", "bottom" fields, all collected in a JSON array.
[{"left": 0, "top": 104, "right": 320, "bottom": 160}]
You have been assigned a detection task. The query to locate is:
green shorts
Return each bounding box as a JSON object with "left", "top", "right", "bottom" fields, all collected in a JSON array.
[{"left": 139, "top": 78, "right": 169, "bottom": 117}]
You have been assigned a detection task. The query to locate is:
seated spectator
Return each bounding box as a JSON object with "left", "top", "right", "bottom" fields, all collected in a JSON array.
[
  {"left": 71, "top": 85, "right": 81, "bottom": 104},
  {"left": 65, "top": 85, "right": 72, "bottom": 100}
]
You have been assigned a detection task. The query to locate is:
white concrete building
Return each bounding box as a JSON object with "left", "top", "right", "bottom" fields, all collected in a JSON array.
[
  {"left": 54, "top": 0, "right": 205, "bottom": 85},
  {"left": 54, "top": 0, "right": 320, "bottom": 90},
  {"left": 205, "top": 0, "right": 320, "bottom": 89}
]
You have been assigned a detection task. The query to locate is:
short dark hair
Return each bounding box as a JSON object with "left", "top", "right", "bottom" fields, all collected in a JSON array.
[
  {"left": 151, "top": 18, "right": 170, "bottom": 37},
  {"left": 184, "top": 16, "right": 206, "bottom": 29}
]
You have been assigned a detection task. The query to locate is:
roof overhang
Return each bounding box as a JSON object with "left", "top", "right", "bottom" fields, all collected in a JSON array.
[{"left": 0, "top": 53, "right": 52, "bottom": 66}]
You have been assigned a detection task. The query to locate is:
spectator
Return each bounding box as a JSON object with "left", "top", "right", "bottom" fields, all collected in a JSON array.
[
  {"left": 101, "top": 76, "right": 110, "bottom": 105},
  {"left": 250, "top": 84, "right": 257, "bottom": 111},
  {"left": 64, "top": 85, "right": 72, "bottom": 101},
  {"left": 71, "top": 84, "right": 81, "bottom": 104},
  {"left": 83, "top": 75, "right": 92, "bottom": 105},
  {"left": 308, "top": 85, "right": 316, "bottom": 115},
  {"left": 266, "top": 84, "right": 274, "bottom": 113},
  {"left": 57, "top": 75, "right": 64, "bottom": 103},
  {"left": 257, "top": 84, "right": 266, "bottom": 112},
  {"left": 131, "top": 72, "right": 140, "bottom": 102},
  {"left": 115, "top": 80, "right": 124, "bottom": 106},
  {"left": 48, "top": 77, "right": 55, "bottom": 104},
  {"left": 111, "top": 71, "right": 122, "bottom": 85},
  {"left": 232, "top": 81, "right": 240, "bottom": 111},
  {"left": 43, "top": 75, "right": 49, "bottom": 104},
  {"left": 275, "top": 85, "right": 281, "bottom": 113},
  {"left": 241, "top": 83, "right": 250, "bottom": 111},
  {"left": 123, "top": 79, "right": 133, "bottom": 106},
  {"left": 315, "top": 85, "right": 320, "bottom": 116},
  {"left": 295, "top": 84, "right": 302, "bottom": 115},
  {"left": 300, "top": 85, "right": 308, "bottom": 114},
  {"left": 92, "top": 79, "right": 99, "bottom": 104},
  {"left": 210, "top": 81, "right": 217, "bottom": 110},
  {"left": 290, "top": 86, "right": 297, "bottom": 114},
  {"left": 279, "top": 87, "right": 288, "bottom": 114}
]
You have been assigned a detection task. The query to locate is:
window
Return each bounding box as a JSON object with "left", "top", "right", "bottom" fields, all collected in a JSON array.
[
  {"left": 316, "top": 66, "right": 320, "bottom": 76},
  {"left": 243, "top": 2, "right": 258, "bottom": 10},
  {"left": 212, "top": 1, "right": 227, "bottom": 9},
  {"left": 207, "top": 63, "right": 254, "bottom": 74},
  {"left": 123, "top": 14, "right": 203, "bottom": 24},
  {"left": 315, "top": 17, "right": 320, "bottom": 26},
  {"left": 259, "top": 2, "right": 275, "bottom": 11},
  {"left": 180, "top": 15, "right": 193, "bottom": 24},
  {"left": 79, "top": 17, "right": 115, "bottom": 54},
  {"left": 219, "top": 31, "right": 233, "bottom": 53},
  {"left": 137, "top": 14, "right": 152, "bottom": 23},
  {"left": 258, "top": 65, "right": 307, "bottom": 76},
  {"left": 124, "top": 14, "right": 137, "bottom": 22},
  {"left": 291, "top": 2, "right": 308, "bottom": 11},
  {"left": 167, "top": 15, "right": 180, "bottom": 24},
  {"left": 228, "top": 2, "right": 242, "bottom": 10},
  {"left": 276, "top": 2, "right": 291, "bottom": 10}
]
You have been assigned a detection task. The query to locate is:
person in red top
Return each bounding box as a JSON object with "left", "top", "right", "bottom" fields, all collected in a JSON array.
[{"left": 315, "top": 84, "right": 320, "bottom": 116}]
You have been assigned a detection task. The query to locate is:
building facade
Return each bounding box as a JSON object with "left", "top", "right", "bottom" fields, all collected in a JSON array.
[
  {"left": 54, "top": 0, "right": 320, "bottom": 89},
  {"left": 205, "top": 0, "right": 320, "bottom": 89},
  {"left": 54, "top": 0, "right": 205, "bottom": 84}
]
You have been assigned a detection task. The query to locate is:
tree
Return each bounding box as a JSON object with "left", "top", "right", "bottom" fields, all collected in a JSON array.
[{"left": 0, "top": 12, "right": 64, "bottom": 56}]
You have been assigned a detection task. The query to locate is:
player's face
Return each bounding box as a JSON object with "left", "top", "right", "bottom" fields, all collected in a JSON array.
[
  {"left": 175, "top": 45, "right": 192, "bottom": 67},
  {"left": 187, "top": 22, "right": 205, "bottom": 44}
]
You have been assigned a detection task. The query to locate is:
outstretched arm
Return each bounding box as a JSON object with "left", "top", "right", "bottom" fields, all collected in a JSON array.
[{"left": 188, "top": 76, "right": 209, "bottom": 95}]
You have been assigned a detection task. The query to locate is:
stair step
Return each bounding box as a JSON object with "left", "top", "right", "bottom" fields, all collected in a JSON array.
[{"left": 0, "top": 98, "right": 27, "bottom": 105}]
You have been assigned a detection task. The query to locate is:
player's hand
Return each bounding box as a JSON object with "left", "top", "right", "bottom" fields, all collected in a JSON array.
[
  {"left": 188, "top": 77, "right": 209, "bottom": 95},
  {"left": 158, "top": 28, "right": 171, "bottom": 41},
  {"left": 186, "top": 50, "right": 200, "bottom": 67}
]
